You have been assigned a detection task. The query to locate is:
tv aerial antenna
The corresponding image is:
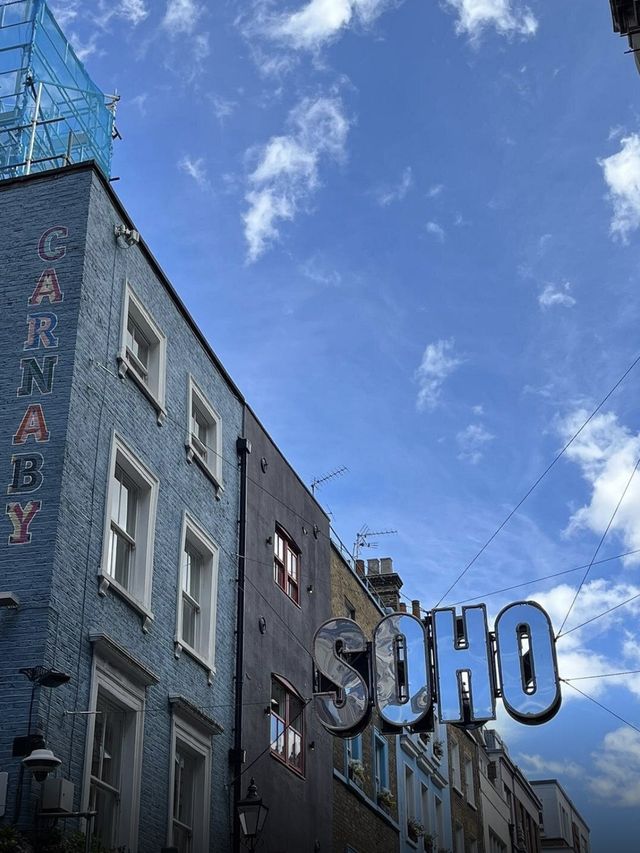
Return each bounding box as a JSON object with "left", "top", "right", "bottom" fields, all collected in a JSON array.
[
  {"left": 310, "top": 465, "right": 348, "bottom": 495},
  {"left": 353, "top": 524, "right": 398, "bottom": 562}
]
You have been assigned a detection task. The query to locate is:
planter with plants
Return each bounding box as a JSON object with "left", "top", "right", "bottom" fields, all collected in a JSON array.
[
  {"left": 377, "top": 787, "right": 395, "bottom": 811},
  {"left": 348, "top": 759, "right": 365, "bottom": 785},
  {"left": 408, "top": 818, "right": 425, "bottom": 842}
]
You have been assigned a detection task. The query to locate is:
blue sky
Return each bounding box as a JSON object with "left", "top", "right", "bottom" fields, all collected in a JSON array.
[{"left": 53, "top": 0, "right": 640, "bottom": 848}]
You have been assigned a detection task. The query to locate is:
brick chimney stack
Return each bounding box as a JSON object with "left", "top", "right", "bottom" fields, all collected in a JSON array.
[{"left": 366, "top": 556, "right": 403, "bottom": 611}]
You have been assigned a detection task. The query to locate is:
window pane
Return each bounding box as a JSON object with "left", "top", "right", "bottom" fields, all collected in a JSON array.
[
  {"left": 91, "top": 783, "right": 118, "bottom": 846},
  {"left": 182, "top": 597, "right": 197, "bottom": 648},
  {"left": 127, "top": 316, "right": 149, "bottom": 367},
  {"left": 288, "top": 727, "right": 302, "bottom": 769},
  {"left": 271, "top": 681, "right": 286, "bottom": 718},
  {"left": 270, "top": 713, "right": 285, "bottom": 757},
  {"left": 113, "top": 464, "right": 137, "bottom": 536},
  {"left": 287, "top": 550, "right": 298, "bottom": 581},
  {"left": 184, "top": 546, "right": 201, "bottom": 603},
  {"left": 172, "top": 822, "right": 192, "bottom": 853},
  {"left": 108, "top": 528, "right": 132, "bottom": 588}
]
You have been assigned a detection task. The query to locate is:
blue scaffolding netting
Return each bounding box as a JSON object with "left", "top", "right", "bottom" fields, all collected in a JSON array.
[{"left": 0, "top": 0, "right": 115, "bottom": 179}]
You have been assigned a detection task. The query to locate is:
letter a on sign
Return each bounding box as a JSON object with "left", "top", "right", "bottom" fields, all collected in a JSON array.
[
  {"left": 29, "top": 269, "right": 64, "bottom": 305},
  {"left": 13, "top": 404, "right": 49, "bottom": 445}
]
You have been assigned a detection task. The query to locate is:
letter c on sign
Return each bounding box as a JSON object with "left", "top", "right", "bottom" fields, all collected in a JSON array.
[
  {"left": 494, "top": 601, "right": 562, "bottom": 725},
  {"left": 38, "top": 226, "right": 68, "bottom": 262},
  {"left": 313, "top": 618, "right": 370, "bottom": 736}
]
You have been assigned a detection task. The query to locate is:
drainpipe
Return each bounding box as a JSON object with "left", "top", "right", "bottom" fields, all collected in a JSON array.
[{"left": 232, "top": 433, "right": 251, "bottom": 853}]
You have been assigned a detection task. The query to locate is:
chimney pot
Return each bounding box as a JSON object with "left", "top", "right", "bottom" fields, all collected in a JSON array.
[
  {"left": 411, "top": 599, "right": 421, "bottom": 618},
  {"left": 399, "top": 603, "right": 407, "bottom": 613},
  {"left": 367, "top": 559, "right": 380, "bottom": 575},
  {"left": 380, "top": 557, "right": 393, "bottom": 575},
  {"left": 355, "top": 559, "right": 365, "bottom": 577}
]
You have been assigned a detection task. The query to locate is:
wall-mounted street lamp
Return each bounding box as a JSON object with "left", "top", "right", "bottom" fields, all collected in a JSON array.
[
  {"left": 12, "top": 666, "right": 71, "bottom": 823},
  {"left": 237, "top": 778, "right": 269, "bottom": 851}
]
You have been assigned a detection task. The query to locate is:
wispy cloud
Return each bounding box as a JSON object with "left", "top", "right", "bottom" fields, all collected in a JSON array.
[
  {"left": 599, "top": 134, "right": 640, "bottom": 242},
  {"left": 589, "top": 728, "right": 640, "bottom": 807},
  {"left": 51, "top": 2, "right": 80, "bottom": 28},
  {"left": 69, "top": 32, "right": 101, "bottom": 62},
  {"left": 415, "top": 339, "right": 462, "bottom": 411},
  {"left": 255, "top": 0, "right": 399, "bottom": 52},
  {"left": 178, "top": 155, "right": 208, "bottom": 188},
  {"left": 376, "top": 166, "right": 413, "bottom": 206},
  {"left": 211, "top": 95, "right": 237, "bottom": 122},
  {"left": 300, "top": 255, "right": 342, "bottom": 286},
  {"left": 426, "top": 221, "right": 445, "bottom": 241},
  {"left": 96, "top": 0, "right": 149, "bottom": 27},
  {"left": 559, "top": 410, "right": 640, "bottom": 564},
  {"left": 457, "top": 423, "right": 494, "bottom": 464},
  {"left": 538, "top": 281, "right": 576, "bottom": 309},
  {"left": 443, "top": 0, "right": 538, "bottom": 41},
  {"left": 428, "top": 183, "right": 444, "bottom": 198},
  {"left": 518, "top": 754, "right": 583, "bottom": 779},
  {"left": 163, "top": 0, "right": 202, "bottom": 36},
  {"left": 243, "top": 96, "right": 349, "bottom": 262}
]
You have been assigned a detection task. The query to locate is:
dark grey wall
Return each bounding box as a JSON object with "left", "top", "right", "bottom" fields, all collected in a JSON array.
[{"left": 242, "top": 407, "right": 333, "bottom": 853}]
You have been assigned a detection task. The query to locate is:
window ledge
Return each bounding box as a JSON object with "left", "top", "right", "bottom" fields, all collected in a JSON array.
[
  {"left": 97, "top": 572, "right": 154, "bottom": 632},
  {"left": 174, "top": 640, "right": 216, "bottom": 685},
  {"left": 117, "top": 354, "right": 166, "bottom": 425},
  {"left": 185, "top": 443, "right": 224, "bottom": 498}
]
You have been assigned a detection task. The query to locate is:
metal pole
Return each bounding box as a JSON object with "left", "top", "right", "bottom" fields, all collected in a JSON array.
[{"left": 25, "top": 81, "right": 42, "bottom": 175}]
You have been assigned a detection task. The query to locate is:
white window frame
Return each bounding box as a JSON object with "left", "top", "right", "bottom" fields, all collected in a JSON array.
[
  {"left": 117, "top": 284, "right": 167, "bottom": 423},
  {"left": 185, "top": 375, "right": 223, "bottom": 491},
  {"left": 99, "top": 432, "right": 158, "bottom": 628},
  {"left": 81, "top": 656, "right": 146, "bottom": 853},
  {"left": 167, "top": 711, "right": 212, "bottom": 853},
  {"left": 450, "top": 740, "right": 462, "bottom": 792},
  {"left": 174, "top": 512, "right": 219, "bottom": 680},
  {"left": 464, "top": 756, "right": 476, "bottom": 807}
]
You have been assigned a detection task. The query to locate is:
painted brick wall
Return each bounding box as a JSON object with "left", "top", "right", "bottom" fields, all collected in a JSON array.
[
  {"left": 1, "top": 164, "right": 244, "bottom": 851},
  {"left": 0, "top": 168, "right": 91, "bottom": 823}
]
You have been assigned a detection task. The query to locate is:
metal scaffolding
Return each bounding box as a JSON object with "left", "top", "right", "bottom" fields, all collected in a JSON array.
[{"left": 0, "top": 0, "right": 115, "bottom": 180}]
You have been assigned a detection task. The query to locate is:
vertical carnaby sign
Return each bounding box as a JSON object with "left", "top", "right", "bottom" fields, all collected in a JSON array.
[{"left": 5, "top": 226, "right": 68, "bottom": 546}]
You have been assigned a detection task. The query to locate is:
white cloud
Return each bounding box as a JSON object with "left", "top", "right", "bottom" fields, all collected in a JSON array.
[
  {"left": 443, "top": 0, "right": 538, "bottom": 40},
  {"left": 530, "top": 578, "right": 640, "bottom": 700},
  {"left": 261, "top": 0, "right": 397, "bottom": 51},
  {"left": 243, "top": 96, "right": 349, "bottom": 261},
  {"left": 599, "top": 134, "right": 640, "bottom": 242},
  {"left": 428, "top": 183, "right": 444, "bottom": 198},
  {"left": 426, "top": 221, "right": 445, "bottom": 241},
  {"left": 103, "top": 1, "right": 149, "bottom": 25},
  {"left": 178, "top": 155, "right": 208, "bottom": 187},
  {"left": 300, "top": 255, "right": 342, "bottom": 286},
  {"left": 472, "top": 404, "right": 484, "bottom": 416},
  {"left": 415, "top": 339, "right": 462, "bottom": 411},
  {"left": 558, "top": 410, "right": 640, "bottom": 564},
  {"left": 212, "top": 95, "right": 237, "bottom": 122},
  {"left": 376, "top": 167, "right": 413, "bottom": 206},
  {"left": 590, "top": 727, "right": 640, "bottom": 807},
  {"left": 69, "top": 32, "right": 100, "bottom": 62},
  {"left": 163, "top": 0, "right": 202, "bottom": 35},
  {"left": 51, "top": 3, "right": 79, "bottom": 27},
  {"left": 538, "top": 281, "right": 576, "bottom": 309},
  {"left": 518, "top": 753, "right": 583, "bottom": 779},
  {"left": 457, "top": 423, "right": 494, "bottom": 464}
]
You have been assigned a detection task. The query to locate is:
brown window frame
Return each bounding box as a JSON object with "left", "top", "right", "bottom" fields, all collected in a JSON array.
[
  {"left": 273, "top": 526, "right": 300, "bottom": 605},
  {"left": 269, "top": 675, "right": 305, "bottom": 776}
]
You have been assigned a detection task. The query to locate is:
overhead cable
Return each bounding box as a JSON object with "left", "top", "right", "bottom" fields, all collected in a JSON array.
[{"left": 433, "top": 350, "right": 640, "bottom": 609}]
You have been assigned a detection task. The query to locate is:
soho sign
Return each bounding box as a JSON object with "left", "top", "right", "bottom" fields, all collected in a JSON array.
[{"left": 312, "top": 602, "right": 561, "bottom": 737}]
